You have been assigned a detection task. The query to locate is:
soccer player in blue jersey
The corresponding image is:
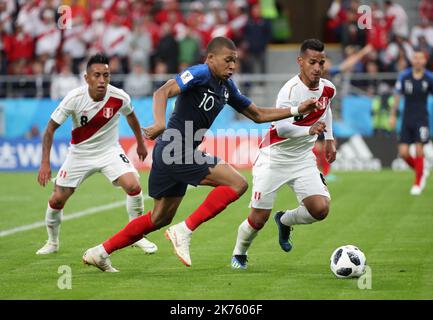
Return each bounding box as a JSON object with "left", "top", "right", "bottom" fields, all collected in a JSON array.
[
  {"left": 389, "top": 50, "right": 433, "bottom": 195},
  {"left": 83, "top": 37, "right": 324, "bottom": 271}
]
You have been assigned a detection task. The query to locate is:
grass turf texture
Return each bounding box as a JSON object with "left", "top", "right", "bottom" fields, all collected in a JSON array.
[{"left": 0, "top": 170, "right": 432, "bottom": 299}]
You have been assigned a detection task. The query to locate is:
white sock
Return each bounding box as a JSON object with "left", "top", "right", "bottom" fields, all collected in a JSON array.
[
  {"left": 280, "top": 205, "right": 317, "bottom": 226},
  {"left": 126, "top": 192, "right": 144, "bottom": 221},
  {"left": 45, "top": 203, "right": 62, "bottom": 244},
  {"left": 232, "top": 219, "right": 259, "bottom": 256}
]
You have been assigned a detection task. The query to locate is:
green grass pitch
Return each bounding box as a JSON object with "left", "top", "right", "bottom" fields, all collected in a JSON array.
[{"left": 0, "top": 170, "right": 432, "bottom": 300}]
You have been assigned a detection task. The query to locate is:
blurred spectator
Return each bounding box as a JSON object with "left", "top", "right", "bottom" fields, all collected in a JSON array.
[
  {"left": 0, "top": 0, "right": 13, "bottom": 34},
  {"left": 108, "top": 55, "right": 124, "bottom": 88},
  {"left": 62, "top": 15, "right": 87, "bottom": 75},
  {"left": 129, "top": 19, "right": 153, "bottom": 70},
  {"left": 226, "top": 0, "right": 248, "bottom": 44},
  {"left": 178, "top": 25, "right": 202, "bottom": 70},
  {"left": 31, "top": 60, "right": 50, "bottom": 98},
  {"left": 83, "top": 9, "right": 107, "bottom": 57},
  {"left": 3, "top": 22, "right": 34, "bottom": 74},
  {"left": 16, "top": 0, "right": 41, "bottom": 37},
  {"left": 384, "top": 0, "right": 409, "bottom": 39},
  {"left": 341, "top": 7, "right": 366, "bottom": 48},
  {"left": 50, "top": 63, "right": 80, "bottom": 100},
  {"left": 102, "top": 14, "right": 131, "bottom": 73},
  {"left": 410, "top": 18, "right": 433, "bottom": 48},
  {"left": 366, "top": 9, "right": 393, "bottom": 51},
  {"left": 204, "top": 1, "right": 228, "bottom": 31},
  {"left": 382, "top": 34, "right": 414, "bottom": 72},
  {"left": 34, "top": 8, "right": 61, "bottom": 74},
  {"left": 153, "top": 22, "right": 178, "bottom": 74},
  {"left": 124, "top": 63, "right": 152, "bottom": 98},
  {"left": 106, "top": 0, "right": 132, "bottom": 29},
  {"left": 419, "top": 0, "right": 433, "bottom": 24},
  {"left": 155, "top": 0, "right": 183, "bottom": 26},
  {"left": 242, "top": 3, "right": 272, "bottom": 74}
]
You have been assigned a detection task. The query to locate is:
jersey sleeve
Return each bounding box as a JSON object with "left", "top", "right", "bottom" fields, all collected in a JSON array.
[
  {"left": 120, "top": 91, "right": 133, "bottom": 116},
  {"left": 226, "top": 79, "right": 252, "bottom": 112},
  {"left": 175, "top": 65, "right": 209, "bottom": 92},
  {"left": 51, "top": 93, "right": 74, "bottom": 125},
  {"left": 426, "top": 71, "right": 433, "bottom": 95}
]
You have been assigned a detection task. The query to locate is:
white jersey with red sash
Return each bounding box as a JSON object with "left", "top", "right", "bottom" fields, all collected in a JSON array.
[
  {"left": 257, "top": 75, "right": 336, "bottom": 165},
  {"left": 51, "top": 84, "right": 132, "bottom": 155}
]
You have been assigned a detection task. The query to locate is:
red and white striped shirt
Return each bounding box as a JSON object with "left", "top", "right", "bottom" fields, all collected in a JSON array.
[
  {"left": 258, "top": 75, "right": 336, "bottom": 164},
  {"left": 51, "top": 84, "right": 133, "bottom": 155}
]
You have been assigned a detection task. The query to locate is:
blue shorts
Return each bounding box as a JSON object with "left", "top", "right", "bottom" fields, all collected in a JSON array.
[
  {"left": 148, "top": 142, "right": 220, "bottom": 199},
  {"left": 399, "top": 119, "right": 430, "bottom": 144}
]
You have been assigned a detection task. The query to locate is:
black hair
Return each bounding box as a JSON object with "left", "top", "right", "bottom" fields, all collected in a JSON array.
[
  {"left": 207, "top": 36, "right": 237, "bottom": 54},
  {"left": 300, "top": 39, "right": 325, "bottom": 55},
  {"left": 86, "top": 53, "right": 110, "bottom": 70}
]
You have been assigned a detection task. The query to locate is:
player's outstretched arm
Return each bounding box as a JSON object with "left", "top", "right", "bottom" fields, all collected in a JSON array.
[
  {"left": 126, "top": 112, "right": 147, "bottom": 161},
  {"left": 142, "top": 79, "right": 181, "bottom": 140},
  {"left": 38, "top": 119, "right": 60, "bottom": 187},
  {"left": 241, "top": 98, "right": 324, "bottom": 123}
]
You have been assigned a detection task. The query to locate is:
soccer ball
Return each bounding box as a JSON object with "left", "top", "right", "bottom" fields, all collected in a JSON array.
[{"left": 330, "top": 245, "right": 366, "bottom": 278}]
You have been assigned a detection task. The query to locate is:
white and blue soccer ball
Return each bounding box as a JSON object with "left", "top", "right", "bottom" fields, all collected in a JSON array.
[{"left": 330, "top": 245, "right": 367, "bottom": 278}]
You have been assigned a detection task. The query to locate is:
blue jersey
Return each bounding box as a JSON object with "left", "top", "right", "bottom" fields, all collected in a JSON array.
[
  {"left": 159, "top": 64, "right": 252, "bottom": 150},
  {"left": 395, "top": 68, "right": 433, "bottom": 122}
]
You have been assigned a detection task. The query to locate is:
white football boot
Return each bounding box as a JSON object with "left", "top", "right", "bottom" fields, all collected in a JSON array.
[
  {"left": 132, "top": 237, "right": 158, "bottom": 254},
  {"left": 82, "top": 245, "right": 119, "bottom": 272},
  {"left": 165, "top": 222, "right": 192, "bottom": 267},
  {"left": 36, "top": 241, "right": 59, "bottom": 255},
  {"left": 410, "top": 185, "right": 422, "bottom": 195}
]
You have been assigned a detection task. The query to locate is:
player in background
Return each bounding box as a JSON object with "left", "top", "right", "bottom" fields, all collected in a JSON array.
[
  {"left": 36, "top": 54, "right": 157, "bottom": 259},
  {"left": 231, "top": 39, "right": 337, "bottom": 269},
  {"left": 389, "top": 50, "right": 433, "bottom": 195},
  {"left": 83, "top": 36, "right": 324, "bottom": 272}
]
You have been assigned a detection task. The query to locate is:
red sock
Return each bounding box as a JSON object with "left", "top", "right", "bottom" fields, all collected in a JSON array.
[
  {"left": 185, "top": 186, "right": 239, "bottom": 231},
  {"left": 405, "top": 156, "right": 416, "bottom": 169},
  {"left": 414, "top": 156, "right": 424, "bottom": 186},
  {"left": 103, "top": 211, "right": 157, "bottom": 254}
]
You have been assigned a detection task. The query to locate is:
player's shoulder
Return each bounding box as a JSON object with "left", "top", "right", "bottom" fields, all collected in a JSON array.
[
  {"left": 180, "top": 63, "right": 210, "bottom": 79},
  {"left": 61, "top": 85, "right": 86, "bottom": 104},
  {"left": 279, "top": 75, "right": 301, "bottom": 92},
  {"left": 399, "top": 68, "right": 412, "bottom": 79},
  {"left": 107, "top": 84, "right": 131, "bottom": 103},
  {"left": 424, "top": 69, "right": 433, "bottom": 81},
  {"left": 320, "top": 77, "right": 336, "bottom": 90}
]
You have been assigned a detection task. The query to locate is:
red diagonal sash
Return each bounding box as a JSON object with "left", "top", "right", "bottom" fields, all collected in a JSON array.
[{"left": 71, "top": 96, "right": 123, "bottom": 144}]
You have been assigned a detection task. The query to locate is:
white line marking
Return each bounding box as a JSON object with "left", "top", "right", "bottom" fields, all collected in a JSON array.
[{"left": 0, "top": 195, "right": 152, "bottom": 238}]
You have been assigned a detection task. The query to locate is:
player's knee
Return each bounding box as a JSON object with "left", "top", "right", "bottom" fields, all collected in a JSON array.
[
  {"left": 48, "top": 197, "right": 66, "bottom": 210},
  {"left": 125, "top": 184, "right": 142, "bottom": 196},
  {"left": 248, "top": 215, "right": 269, "bottom": 230},
  {"left": 232, "top": 177, "right": 248, "bottom": 196},
  {"left": 310, "top": 204, "right": 329, "bottom": 221}
]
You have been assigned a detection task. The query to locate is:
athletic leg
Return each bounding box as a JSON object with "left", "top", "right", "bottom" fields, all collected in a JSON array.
[
  {"left": 36, "top": 185, "right": 74, "bottom": 254},
  {"left": 115, "top": 172, "right": 158, "bottom": 254}
]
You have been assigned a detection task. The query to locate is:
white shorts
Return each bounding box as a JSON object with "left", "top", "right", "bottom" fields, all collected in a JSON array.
[
  {"left": 55, "top": 146, "right": 139, "bottom": 188},
  {"left": 249, "top": 159, "right": 330, "bottom": 210}
]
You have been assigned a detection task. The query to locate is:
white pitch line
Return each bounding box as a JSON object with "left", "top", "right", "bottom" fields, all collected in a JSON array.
[{"left": 0, "top": 195, "right": 152, "bottom": 238}]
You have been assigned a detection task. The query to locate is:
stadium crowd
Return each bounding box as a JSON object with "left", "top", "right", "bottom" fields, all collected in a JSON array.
[{"left": 0, "top": 0, "right": 278, "bottom": 98}]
